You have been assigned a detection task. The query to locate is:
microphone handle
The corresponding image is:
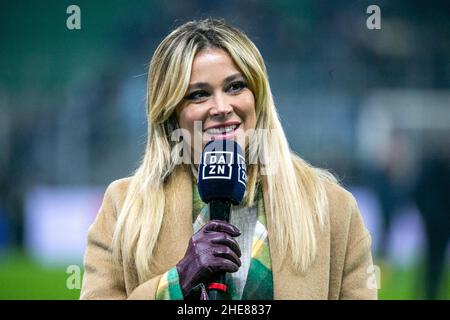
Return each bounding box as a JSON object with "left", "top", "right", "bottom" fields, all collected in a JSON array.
[
  {"left": 209, "top": 199, "right": 231, "bottom": 221},
  {"left": 208, "top": 273, "right": 227, "bottom": 300},
  {"left": 208, "top": 199, "right": 231, "bottom": 300}
]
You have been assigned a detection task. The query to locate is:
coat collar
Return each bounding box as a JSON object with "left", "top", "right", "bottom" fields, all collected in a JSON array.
[{"left": 151, "top": 164, "right": 320, "bottom": 299}]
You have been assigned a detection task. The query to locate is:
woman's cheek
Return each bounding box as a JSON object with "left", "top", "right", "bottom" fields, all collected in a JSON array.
[{"left": 238, "top": 95, "right": 256, "bottom": 122}]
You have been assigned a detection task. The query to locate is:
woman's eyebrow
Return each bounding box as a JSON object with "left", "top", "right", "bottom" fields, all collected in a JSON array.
[
  {"left": 187, "top": 73, "right": 244, "bottom": 91},
  {"left": 187, "top": 82, "right": 210, "bottom": 91},
  {"left": 223, "top": 73, "right": 244, "bottom": 83}
]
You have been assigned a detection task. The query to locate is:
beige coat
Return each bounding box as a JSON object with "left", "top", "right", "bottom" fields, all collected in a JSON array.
[{"left": 80, "top": 164, "right": 377, "bottom": 300}]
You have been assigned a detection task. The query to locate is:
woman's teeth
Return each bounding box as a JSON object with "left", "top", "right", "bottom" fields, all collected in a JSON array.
[{"left": 206, "top": 124, "right": 238, "bottom": 135}]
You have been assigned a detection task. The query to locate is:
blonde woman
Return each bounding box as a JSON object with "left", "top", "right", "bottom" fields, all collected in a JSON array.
[{"left": 80, "top": 18, "right": 377, "bottom": 300}]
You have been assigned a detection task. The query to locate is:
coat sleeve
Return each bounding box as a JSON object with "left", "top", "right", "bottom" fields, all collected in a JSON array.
[
  {"left": 339, "top": 195, "right": 378, "bottom": 300},
  {"left": 79, "top": 180, "right": 183, "bottom": 300}
]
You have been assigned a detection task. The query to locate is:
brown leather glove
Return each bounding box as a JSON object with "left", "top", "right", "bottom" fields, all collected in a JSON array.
[{"left": 176, "top": 220, "right": 242, "bottom": 299}]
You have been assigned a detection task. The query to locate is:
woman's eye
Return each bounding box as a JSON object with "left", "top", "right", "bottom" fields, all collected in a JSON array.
[
  {"left": 228, "top": 81, "right": 246, "bottom": 93},
  {"left": 186, "top": 90, "right": 208, "bottom": 100}
]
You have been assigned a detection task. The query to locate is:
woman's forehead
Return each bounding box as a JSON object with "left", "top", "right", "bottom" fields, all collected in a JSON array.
[{"left": 190, "top": 48, "right": 241, "bottom": 80}]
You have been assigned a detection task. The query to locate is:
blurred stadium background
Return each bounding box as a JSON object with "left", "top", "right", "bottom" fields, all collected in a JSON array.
[{"left": 0, "top": 0, "right": 449, "bottom": 299}]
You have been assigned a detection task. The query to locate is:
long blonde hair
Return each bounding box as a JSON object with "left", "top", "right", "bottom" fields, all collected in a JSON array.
[{"left": 112, "top": 18, "right": 338, "bottom": 282}]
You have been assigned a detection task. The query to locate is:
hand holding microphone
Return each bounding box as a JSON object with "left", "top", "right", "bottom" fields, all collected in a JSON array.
[
  {"left": 197, "top": 139, "right": 247, "bottom": 299},
  {"left": 176, "top": 220, "right": 242, "bottom": 299}
]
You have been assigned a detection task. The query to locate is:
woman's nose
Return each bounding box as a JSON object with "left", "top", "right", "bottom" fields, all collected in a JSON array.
[{"left": 210, "top": 94, "right": 232, "bottom": 116}]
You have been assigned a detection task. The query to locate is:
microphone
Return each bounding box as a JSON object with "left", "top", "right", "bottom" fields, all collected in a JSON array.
[{"left": 197, "top": 139, "right": 247, "bottom": 300}]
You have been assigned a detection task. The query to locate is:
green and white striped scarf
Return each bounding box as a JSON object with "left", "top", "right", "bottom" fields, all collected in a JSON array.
[{"left": 156, "top": 182, "right": 273, "bottom": 300}]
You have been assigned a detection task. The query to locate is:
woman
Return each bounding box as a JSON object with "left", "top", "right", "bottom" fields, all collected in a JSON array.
[{"left": 80, "top": 18, "right": 377, "bottom": 300}]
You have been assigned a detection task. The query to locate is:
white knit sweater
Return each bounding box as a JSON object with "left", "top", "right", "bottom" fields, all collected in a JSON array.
[{"left": 228, "top": 203, "right": 258, "bottom": 299}]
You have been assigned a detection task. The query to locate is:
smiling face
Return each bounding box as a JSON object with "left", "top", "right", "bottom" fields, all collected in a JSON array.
[{"left": 175, "top": 47, "right": 257, "bottom": 164}]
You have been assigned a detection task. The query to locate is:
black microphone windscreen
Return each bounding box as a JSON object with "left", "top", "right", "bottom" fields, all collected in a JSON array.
[{"left": 197, "top": 139, "right": 247, "bottom": 205}]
